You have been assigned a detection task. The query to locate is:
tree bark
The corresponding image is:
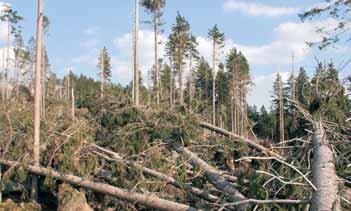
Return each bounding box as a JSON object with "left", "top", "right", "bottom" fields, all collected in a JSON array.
[
  {"left": 199, "top": 121, "right": 284, "bottom": 160},
  {"left": 154, "top": 13, "right": 159, "bottom": 105},
  {"left": 212, "top": 40, "right": 216, "bottom": 126},
  {"left": 91, "top": 144, "right": 219, "bottom": 203},
  {"left": 311, "top": 121, "right": 341, "bottom": 211},
  {"left": 167, "top": 141, "right": 246, "bottom": 209},
  {"left": 32, "top": 0, "right": 44, "bottom": 201},
  {"left": 100, "top": 49, "right": 105, "bottom": 99},
  {"left": 0, "top": 159, "right": 196, "bottom": 211},
  {"left": 133, "top": 0, "right": 140, "bottom": 106}
]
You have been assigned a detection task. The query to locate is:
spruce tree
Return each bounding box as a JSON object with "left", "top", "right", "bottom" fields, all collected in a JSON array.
[
  {"left": 98, "top": 47, "right": 111, "bottom": 99},
  {"left": 142, "top": 0, "right": 166, "bottom": 105},
  {"left": 208, "top": 25, "right": 224, "bottom": 126}
]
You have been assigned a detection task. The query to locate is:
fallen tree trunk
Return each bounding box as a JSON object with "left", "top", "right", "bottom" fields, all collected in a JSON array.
[
  {"left": 0, "top": 159, "right": 197, "bottom": 211},
  {"left": 91, "top": 144, "right": 220, "bottom": 203},
  {"left": 311, "top": 121, "right": 341, "bottom": 211},
  {"left": 199, "top": 121, "right": 284, "bottom": 160},
  {"left": 167, "top": 141, "right": 246, "bottom": 210}
]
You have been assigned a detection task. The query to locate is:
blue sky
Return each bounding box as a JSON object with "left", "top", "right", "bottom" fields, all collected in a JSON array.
[{"left": 3, "top": 0, "right": 351, "bottom": 108}]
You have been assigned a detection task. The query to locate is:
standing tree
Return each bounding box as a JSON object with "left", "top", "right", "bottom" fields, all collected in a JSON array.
[
  {"left": 32, "top": 0, "right": 44, "bottom": 201},
  {"left": 142, "top": 0, "right": 165, "bottom": 105},
  {"left": 133, "top": 0, "right": 140, "bottom": 106},
  {"left": 188, "top": 34, "right": 199, "bottom": 112},
  {"left": 272, "top": 73, "right": 286, "bottom": 144},
  {"left": 208, "top": 25, "right": 224, "bottom": 126},
  {"left": 98, "top": 47, "right": 111, "bottom": 99},
  {"left": 0, "top": 4, "right": 23, "bottom": 100},
  {"left": 167, "top": 12, "right": 191, "bottom": 105}
]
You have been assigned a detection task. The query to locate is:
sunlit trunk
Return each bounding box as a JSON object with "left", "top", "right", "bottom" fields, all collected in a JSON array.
[{"left": 32, "top": 0, "right": 44, "bottom": 201}]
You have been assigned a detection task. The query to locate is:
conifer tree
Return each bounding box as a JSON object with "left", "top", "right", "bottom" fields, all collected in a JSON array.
[
  {"left": 142, "top": 0, "right": 166, "bottom": 105},
  {"left": 272, "top": 73, "right": 286, "bottom": 144},
  {"left": 0, "top": 4, "right": 23, "bottom": 100},
  {"left": 98, "top": 47, "right": 111, "bottom": 99},
  {"left": 208, "top": 25, "right": 224, "bottom": 126},
  {"left": 167, "top": 12, "right": 191, "bottom": 105}
]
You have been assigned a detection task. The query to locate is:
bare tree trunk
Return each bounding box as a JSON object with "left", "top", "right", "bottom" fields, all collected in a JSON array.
[
  {"left": 279, "top": 78, "right": 285, "bottom": 145},
  {"left": 170, "top": 61, "right": 173, "bottom": 109},
  {"left": 179, "top": 50, "right": 184, "bottom": 105},
  {"left": 67, "top": 71, "right": 70, "bottom": 101},
  {"left": 5, "top": 20, "right": 10, "bottom": 100},
  {"left": 0, "top": 159, "right": 196, "bottom": 211},
  {"left": 147, "top": 68, "right": 151, "bottom": 106},
  {"left": 133, "top": 0, "right": 140, "bottom": 106},
  {"left": 167, "top": 141, "right": 246, "bottom": 210},
  {"left": 212, "top": 41, "right": 216, "bottom": 126},
  {"left": 154, "top": 13, "right": 159, "bottom": 105},
  {"left": 189, "top": 55, "right": 193, "bottom": 112},
  {"left": 1, "top": 48, "right": 5, "bottom": 101},
  {"left": 41, "top": 44, "right": 46, "bottom": 119},
  {"left": 199, "top": 121, "right": 284, "bottom": 160},
  {"left": 71, "top": 84, "right": 75, "bottom": 119},
  {"left": 32, "top": 0, "right": 44, "bottom": 201},
  {"left": 100, "top": 49, "right": 104, "bottom": 99},
  {"left": 91, "top": 144, "right": 219, "bottom": 203},
  {"left": 311, "top": 121, "right": 341, "bottom": 211}
]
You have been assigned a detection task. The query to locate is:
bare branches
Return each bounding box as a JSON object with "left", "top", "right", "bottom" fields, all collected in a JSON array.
[
  {"left": 0, "top": 159, "right": 197, "bottom": 211},
  {"left": 236, "top": 156, "right": 317, "bottom": 191},
  {"left": 219, "top": 198, "right": 310, "bottom": 210},
  {"left": 199, "top": 121, "right": 284, "bottom": 160}
]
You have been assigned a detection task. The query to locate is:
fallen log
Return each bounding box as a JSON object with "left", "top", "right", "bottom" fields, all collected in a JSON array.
[
  {"left": 199, "top": 121, "right": 284, "bottom": 160},
  {"left": 311, "top": 121, "right": 341, "bottom": 211},
  {"left": 91, "top": 144, "right": 220, "bottom": 203},
  {"left": 0, "top": 159, "right": 197, "bottom": 211},
  {"left": 167, "top": 141, "right": 247, "bottom": 210}
]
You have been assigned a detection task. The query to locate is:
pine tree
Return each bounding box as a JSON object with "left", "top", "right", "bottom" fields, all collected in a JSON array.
[
  {"left": 194, "top": 57, "right": 213, "bottom": 121},
  {"left": 188, "top": 35, "right": 199, "bottom": 112},
  {"left": 98, "top": 47, "right": 111, "bottom": 99},
  {"left": 142, "top": 0, "right": 166, "bottom": 105},
  {"left": 167, "top": 12, "right": 191, "bottom": 105},
  {"left": 208, "top": 25, "right": 224, "bottom": 126},
  {"left": 0, "top": 4, "right": 23, "bottom": 100},
  {"left": 272, "top": 73, "right": 287, "bottom": 144},
  {"left": 226, "top": 48, "right": 250, "bottom": 136}
]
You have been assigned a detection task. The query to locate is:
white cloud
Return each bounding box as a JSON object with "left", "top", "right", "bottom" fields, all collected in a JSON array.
[
  {"left": 112, "top": 30, "right": 167, "bottom": 84},
  {"left": 223, "top": 0, "right": 298, "bottom": 17},
  {"left": 196, "top": 18, "right": 339, "bottom": 66},
  {"left": 248, "top": 71, "right": 290, "bottom": 108}
]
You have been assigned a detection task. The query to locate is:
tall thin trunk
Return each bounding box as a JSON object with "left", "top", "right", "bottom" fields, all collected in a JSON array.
[
  {"left": 15, "top": 51, "right": 19, "bottom": 97},
  {"left": 189, "top": 54, "right": 193, "bottom": 112},
  {"left": 147, "top": 68, "right": 151, "bottom": 106},
  {"left": 71, "top": 83, "right": 75, "bottom": 119},
  {"left": 5, "top": 20, "right": 10, "bottom": 100},
  {"left": 67, "top": 71, "right": 70, "bottom": 101},
  {"left": 179, "top": 49, "right": 184, "bottom": 105},
  {"left": 133, "top": 0, "right": 140, "bottom": 106},
  {"left": 1, "top": 48, "right": 5, "bottom": 101},
  {"left": 154, "top": 13, "right": 159, "bottom": 105},
  {"left": 279, "top": 78, "right": 285, "bottom": 144},
  {"left": 100, "top": 49, "right": 104, "bottom": 99},
  {"left": 212, "top": 40, "right": 216, "bottom": 126},
  {"left": 169, "top": 60, "right": 173, "bottom": 109},
  {"left": 41, "top": 44, "right": 46, "bottom": 119},
  {"left": 312, "top": 121, "right": 341, "bottom": 211},
  {"left": 32, "top": 0, "right": 44, "bottom": 201}
]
